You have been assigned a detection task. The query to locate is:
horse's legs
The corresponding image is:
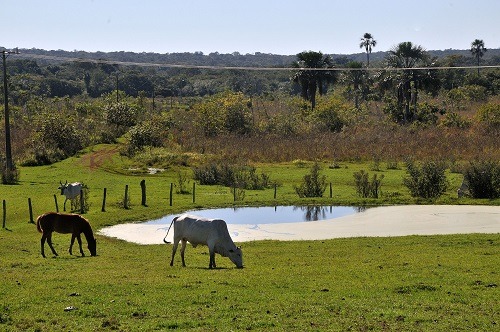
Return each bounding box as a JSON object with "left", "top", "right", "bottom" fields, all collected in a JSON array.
[
  {"left": 40, "top": 235, "right": 47, "bottom": 258},
  {"left": 69, "top": 235, "right": 75, "bottom": 255},
  {"left": 180, "top": 239, "right": 187, "bottom": 267},
  {"left": 76, "top": 234, "right": 84, "bottom": 256},
  {"left": 46, "top": 233, "right": 58, "bottom": 256}
]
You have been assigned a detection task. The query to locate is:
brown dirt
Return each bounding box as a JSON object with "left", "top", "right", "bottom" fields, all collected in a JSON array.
[{"left": 80, "top": 146, "right": 120, "bottom": 170}]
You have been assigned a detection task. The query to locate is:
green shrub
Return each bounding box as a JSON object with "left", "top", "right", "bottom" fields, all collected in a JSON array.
[
  {"left": 193, "top": 163, "right": 270, "bottom": 190},
  {"left": 104, "top": 102, "right": 137, "bottom": 127},
  {"left": 353, "top": 170, "right": 384, "bottom": 198},
  {"left": 475, "top": 102, "right": 500, "bottom": 128},
  {"left": 463, "top": 160, "right": 500, "bottom": 199},
  {"left": 294, "top": 162, "right": 327, "bottom": 198},
  {"left": 403, "top": 160, "right": 448, "bottom": 199},
  {"left": 439, "top": 112, "right": 471, "bottom": 128}
]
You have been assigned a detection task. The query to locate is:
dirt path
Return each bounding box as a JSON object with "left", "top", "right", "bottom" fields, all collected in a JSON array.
[{"left": 80, "top": 145, "right": 120, "bottom": 170}]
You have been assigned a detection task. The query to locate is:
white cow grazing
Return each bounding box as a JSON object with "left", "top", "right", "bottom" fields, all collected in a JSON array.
[
  {"left": 164, "top": 214, "right": 243, "bottom": 269},
  {"left": 58, "top": 181, "right": 83, "bottom": 211}
]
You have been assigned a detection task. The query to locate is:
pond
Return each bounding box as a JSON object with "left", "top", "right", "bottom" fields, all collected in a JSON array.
[
  {"left": 99, "top": 205, "right": 365, "bottom": 245},
  {"left": 145, "top": 205, "right": 365, "bottom": 225}
]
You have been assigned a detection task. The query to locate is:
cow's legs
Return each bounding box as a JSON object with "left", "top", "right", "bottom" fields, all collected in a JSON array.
[
  {"left": 208, "top": 246, "right": 216, "bottom": 269},
  {"left": 63, "top": 198, "right": 68, "bottom": 212},
  {"left": 46, "top": 233, "right": 58, "bottom": 257},
  {"left": 180, "top": 239, "right": 187, "bottom": 267},
  {"left": 170, "top": 239, "right": 180, "bottom": 266}
]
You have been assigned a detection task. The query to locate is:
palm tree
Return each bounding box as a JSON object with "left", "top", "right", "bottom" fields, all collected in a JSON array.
[
  {"left": 386, "top": 42, "right": 429, "bottom": 124},
  {"left": 359, "top": 33, "right": 377, "bottom": 67},
  {"left": 343, "top": 61, "right": 368, "bottom": 109},
  {"left": 470, "top": 39, "right": 487, "bottom": 75},
  {"left": 292, "top": 51, "right": 336, "bottom": 109}
]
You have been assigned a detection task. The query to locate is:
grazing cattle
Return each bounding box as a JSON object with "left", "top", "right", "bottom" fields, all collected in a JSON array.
[
  {"left": 58, "top": 181, "right": 82, "bottom": 211},
  {"left": 36, "top": 212, "right": 97, "bottom": 258},
  {"left": 163, "top": 214, "right": 243, "bottom": 269}
]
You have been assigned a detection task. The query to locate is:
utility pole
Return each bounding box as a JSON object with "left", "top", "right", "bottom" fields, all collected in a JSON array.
[{"left": 1, "top": 48, "right": 19, "bottom": 175}]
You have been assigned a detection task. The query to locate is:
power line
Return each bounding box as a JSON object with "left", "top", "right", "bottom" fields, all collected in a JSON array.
[{"left": 17, "top": 53, "right": 500, "bottom": 72}]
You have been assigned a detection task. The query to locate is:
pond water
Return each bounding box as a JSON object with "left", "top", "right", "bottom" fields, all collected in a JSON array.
[
  {"left": 146, "top": 205, "right": 364, "bottom": 226},
  {"left": 99, "top": 205, "right": 366, "bottom": 244}
]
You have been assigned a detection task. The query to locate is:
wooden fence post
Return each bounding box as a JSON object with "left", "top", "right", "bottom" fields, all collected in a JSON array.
[
  {"left": 124, "top": 185, "right": 129, "bottom": 209},
  {"left": 2, "top": 200, "right": 6, "bottom": 228},
  {"left": 101, "top": 188, "right": 107, "bottom": 212},
  {"left": 54, "top": 194, "right": 59, "bottom": 212},
  {"left": 192, "top": 182, "right": 196, "bottom": 203},
  {"left": 80, "top": 189, "right": 85, "bottom": 214},
  {"left": 28, "top": 198, "right": 34, "bottom": 223},
  {"left": 169, "top": 183, "right": 173, "bottom": 206},
  {"left": 140, "top": 179, "right": 147, "bottom": 206}
]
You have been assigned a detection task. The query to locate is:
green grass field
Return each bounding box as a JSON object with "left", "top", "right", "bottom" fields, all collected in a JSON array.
[{"left": 1, "top": 145, "right": 499, "bottom": 331}]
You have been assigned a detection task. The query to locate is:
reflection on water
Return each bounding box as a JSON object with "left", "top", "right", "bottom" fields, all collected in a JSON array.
[{"left": 145, "top": 205, "right": 366, "bottom": 226}]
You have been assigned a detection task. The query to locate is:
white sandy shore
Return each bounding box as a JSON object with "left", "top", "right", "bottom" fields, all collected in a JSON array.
[{"left": 98, "top": 205, "right": 500, "bottom": 245}]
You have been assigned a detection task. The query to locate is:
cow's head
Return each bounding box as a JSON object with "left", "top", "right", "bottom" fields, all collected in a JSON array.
[
  {"left": 228, "top": 246, "right": 243, "bottom": 268},
  {"left": 58, "top": 180, "right": 68, "bottom": 195}
]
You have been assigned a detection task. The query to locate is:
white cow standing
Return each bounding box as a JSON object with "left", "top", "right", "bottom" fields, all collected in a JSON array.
[
  {"left": 164, "top": 214, "right": 243, "bottom": 269},
  {"left": 58, "top": 181, "right": 83, "bottom": 211}
]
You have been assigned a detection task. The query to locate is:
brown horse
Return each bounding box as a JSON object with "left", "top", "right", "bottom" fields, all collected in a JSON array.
[{"left": 36, "top": 212, "right": 97, "bottom": 258}]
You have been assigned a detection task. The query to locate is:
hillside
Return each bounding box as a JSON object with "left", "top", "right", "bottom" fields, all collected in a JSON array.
[{"left": 10, "top": 47, "right": 500, "bottom": 68}]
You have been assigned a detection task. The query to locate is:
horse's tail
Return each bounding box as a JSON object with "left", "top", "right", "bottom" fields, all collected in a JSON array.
[
  {"left": 163, "top": 216, "right": 178, "bottom": 244},
  {"left": 35, "top": 213, "right": 47, "bottom": 233}
]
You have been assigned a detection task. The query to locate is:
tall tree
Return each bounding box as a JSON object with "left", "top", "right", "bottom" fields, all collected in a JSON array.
[
  {"left": 386, "top": 42, "right": 430, "bottom": 124},
  {"left": 359, "top": 33, "right": 377, "bottom": 67},
  {"left": 292, "top": 51, "right": 336, "bottom": 109},
  {"left": 343, "top": 61, "right": 368, "bottom": 109},
  {"left": 470, "top": 39, "right": 487, "bottom": 75}
]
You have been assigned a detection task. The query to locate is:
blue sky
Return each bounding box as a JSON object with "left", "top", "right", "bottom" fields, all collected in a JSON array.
[{"left": 2, "top": 0, "right": 498, "bottom": 55}]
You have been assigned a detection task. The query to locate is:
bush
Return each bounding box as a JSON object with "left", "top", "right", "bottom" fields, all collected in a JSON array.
[
  {"left": 403, "top": 160, "right": 448, "bottom": 199},
  {"left": 475, "top": 102, "right": 500, "bottom": 128},
  {"left": 463, "top": 160, "right": 500, "bottom": 199},
  {"left": 353, "top": 170, "right": 384, "bottom": 198},
  {"left": 193, "top": 163, "right": 270, "bottom": 190},
  {"left": 294, "top": 163, "right": 327, "bottom": 198},
  {"left": 1, "top": 166, "right": 20, "bottom": 185},
  {"left": 31, "top": 113, "right": 83, "bottom": 163}
]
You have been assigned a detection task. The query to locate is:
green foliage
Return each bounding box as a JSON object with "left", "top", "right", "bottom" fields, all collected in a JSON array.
[
  {"left": 403, "top": 160, "right": 449, "bottom": 199},
  {"left": 439, "top": 111, "right": 471, "bottom": 128},
  {"left": 192, "top": 91, "right": 252, "bottom": 136},
  {"left": 312, "top": 95, "right": 348, "bottom": 132},
  {"left": 353, "top": 170, "right": 384, "bottom": 198},
  {"left": 1, "top": 166, "right": 19, "bottom": 184},
  {"left": 457, "top": 84, "right": 488, "bottom": 102},
  {"left": 294, "top": 162, "right": 327, "bottom": 197},
  {"left": 463, "top": 160, "right": 500, "bottom": 199},
  {"left": 104, "top": 102, "right": 137, "bottom": 127},
  {"left": 125, "top": 115, "right": 172, "bottom": 154},
  {"left": 475, "top": 102, "right": 500, "bottom": 127},
  {"left": 193, "top": 162, "right": 270, "bottom": 190},
  {"left": 31, "top": 113, "right": 83, "bottom": 164},
  {"left": 384, "top": 100, "right": 444, "bottom": 125}
]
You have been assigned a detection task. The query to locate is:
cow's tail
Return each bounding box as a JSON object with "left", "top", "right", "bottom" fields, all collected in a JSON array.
[{"left": 163, "top": 216, "right": 178, "bottom": 244}]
